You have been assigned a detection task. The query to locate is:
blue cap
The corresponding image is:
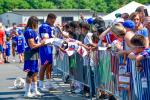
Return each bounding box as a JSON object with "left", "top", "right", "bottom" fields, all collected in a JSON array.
[
  {"left": 123, "top": 20, "right": 135, "bottom": 29},
  {"left": 18, "top": 29, "right": 23, "bottom": 35},
  {"left": 87, "top": 18, "right": 93, "bottom": 24}
]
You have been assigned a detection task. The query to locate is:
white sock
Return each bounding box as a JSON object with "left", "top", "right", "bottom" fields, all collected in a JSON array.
[
  {"left": 31, "top": 82, "right": 34, "bottom": 90},
  {"left": 25, "top": 83, "right": 31, "bottom": 93},
  {"left": 32, "top": 82, "right": 38, "bottom": 93},
  {"left": 39, "top": 80, "right": 43, "bottom": 88}
]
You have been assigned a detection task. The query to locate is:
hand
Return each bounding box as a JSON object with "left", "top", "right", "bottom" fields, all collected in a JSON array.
[
  {"left": 128, "top": 52, "right": 136, "bottom": 59},
  {"left": 99, "top": 35, "right": 104, "bottom": 40},
  {"left": 77, "top": 41, "right": 82, "bottom": 46},
  {"left": 40, "top": 39, "right": 46, "bottom": 46},
  {"left": 80, "top": 13, "right": 84, "bottom": 20}
]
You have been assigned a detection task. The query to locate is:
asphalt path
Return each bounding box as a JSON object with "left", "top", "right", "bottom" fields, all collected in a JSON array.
[{"left": 0, "top": 58, "right": 88, "bottom": 100}]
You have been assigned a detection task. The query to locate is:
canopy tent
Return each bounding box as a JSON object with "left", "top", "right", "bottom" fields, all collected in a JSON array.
[{"left": 103, "top": 1, "right": 150, "bottom": 26}]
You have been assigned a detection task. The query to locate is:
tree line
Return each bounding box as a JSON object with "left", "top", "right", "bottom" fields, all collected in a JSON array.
[{"left": 0, "top": 0, "right": 149, "bottom": 14}]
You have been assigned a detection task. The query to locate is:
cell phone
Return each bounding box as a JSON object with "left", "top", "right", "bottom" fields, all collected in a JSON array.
[{"left": 144, "top": 9, "right": 148, "bottom": 16}]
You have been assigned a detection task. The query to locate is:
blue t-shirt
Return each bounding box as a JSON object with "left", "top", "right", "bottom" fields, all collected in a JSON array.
[
  {"left": 24, "top": 28, "right": 39, "bottom": 52},
  {"left": 136, "top": 27, "right": 149, "bottom": 37},
  {"left": 39, "top": 23, "right": 53, "bottom": 39},
  {"left": 39, "top": 23, "right": 53, "bottom": 54},
  {"left": 16, "top": 35, "right": 25, "bottom": 53},
  {"left": 6, "top": 41, "right": 10, "bottom": 52},
  {"left": 11, "top": 28, "right": 21, "bottom": 43}
]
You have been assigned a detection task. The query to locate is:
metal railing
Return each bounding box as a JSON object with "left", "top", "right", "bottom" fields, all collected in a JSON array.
[{"left": 54, "top": 49, "right": 150, "bottom": 100}]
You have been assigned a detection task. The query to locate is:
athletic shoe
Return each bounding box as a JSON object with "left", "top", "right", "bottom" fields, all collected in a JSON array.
[
  {"left": 39, "top": 86, "right": 48, "bottom": 92},
  {"left": 24, "top": 92, "right": 34, "bottom": 98},
  {"left": 32, "top": 91, "right": 42, "bottom": 97}
]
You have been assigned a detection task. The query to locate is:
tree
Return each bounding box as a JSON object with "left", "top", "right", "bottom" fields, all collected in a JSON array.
[
  {"left": 0, "top": 0, "right": 149, "bottom": 14},
  {"left": 38, "top": 1, "right": 56, "bottom": 9},
  {"left": 60, "top": 0, "right": 78, "bottom": 9},
  {"left": 107, "top": 0, "right": 120, "bottom": 13},
  {"left": 91, "top": 0, "right": 108, "bottom": 13}
]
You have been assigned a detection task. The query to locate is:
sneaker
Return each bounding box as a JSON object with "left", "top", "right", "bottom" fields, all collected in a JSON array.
[
  {"left": 32, "top": 91, "right": 42, "bottom": 97},
  {"left": 24, "top": 92, "right": 34, "bottom": 98},
  {"left": 39, "top": 86, "right": 48, "bottom": 92}
]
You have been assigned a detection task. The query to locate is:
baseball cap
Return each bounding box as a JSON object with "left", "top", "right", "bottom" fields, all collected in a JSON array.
[
  {"left": 123, "top": 20, "right": 135, "bottom": 29},
  {"left": 18, "top": 29, "right": 23, "bottom": 35},
  {"left": 87, "top": 18, "right": 93, "bottom": 24}
]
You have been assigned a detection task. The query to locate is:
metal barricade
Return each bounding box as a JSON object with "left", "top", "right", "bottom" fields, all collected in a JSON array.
[
  {"left": 54, "top": 48, "right": 150, "bottom": 100},
  {"left": 55, "top": 49, "right": 96, "bottom": 99},
  {"left": 128, "top": 58, "right": 150, "bottom": 100},
  {"left": 94, "top": 50, "right": 120, "bottom": 99}
]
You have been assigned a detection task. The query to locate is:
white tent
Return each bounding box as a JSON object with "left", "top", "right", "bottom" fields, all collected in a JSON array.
[{"left": 103, "top": 1, "right": 150, "bottom": 21}]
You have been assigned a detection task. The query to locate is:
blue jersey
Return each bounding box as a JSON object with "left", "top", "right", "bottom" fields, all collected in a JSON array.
[
  {"left": 5, "top": 41, "right": 10, "bottom": 56},
  {"left": 39, "top": 23, "right": 53, "bottom": 65},
  {"left": 11, "top": 28, "right": 21, "bottom": 43},
  {"left": 24, "top": 28, "right": 39, "bottom": 52},
  {"left": 39, "top": 23, "right": 53, "bottom": 39},
  {"left": 16, "top": 35, "right": 25, "bottom": 53},
  {"left": 23, "top": 27, "right": 39, "bottom": 73}
]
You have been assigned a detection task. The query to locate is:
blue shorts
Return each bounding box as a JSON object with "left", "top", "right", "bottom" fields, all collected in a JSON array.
[
  {"left": 24, "top": 60, "right": 38, "bottom": 73},
  {"left": 17, "top": 49, "right": 24, "bottom": 54},
  {"left": 6, "top": 49, "right": 10, "bottom": 56},
  {"left": 39, "top": 46, "right": 53, "bottom": 65},
  {"left": 0, "top": 45, "right": 3, "bottom": 52}
]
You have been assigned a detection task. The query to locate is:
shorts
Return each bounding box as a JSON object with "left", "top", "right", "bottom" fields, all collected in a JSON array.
[
  {"left": 17, "top": 49, "right": 24, "bottom": 54},
  {"left": 24, "top": 50, "right": 39, "bottom": 73},
  {"left": 0, "top": 45, "right": 3, "bottom": 52},
  {"left": 6, "top": 49, "right": 10, "bottom": 56},
  {"left": 24, "top": 60, "right": 38, "bottom": 73},
  {"left": 39, "top": 46, "right": 53, "bottom": 65},
  {"left": 12, "top": 42, "right": 17, "bottom": 48}
]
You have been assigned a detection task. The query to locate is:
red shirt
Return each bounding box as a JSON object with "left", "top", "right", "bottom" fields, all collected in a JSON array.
[{"left": 0, "top": 29, "right": 5, "bottom": 45}]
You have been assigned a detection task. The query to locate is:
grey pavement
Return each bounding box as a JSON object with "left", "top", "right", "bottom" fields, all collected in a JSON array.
[{"left": 0, "top": 59, "right": 90, "bottom": 100}]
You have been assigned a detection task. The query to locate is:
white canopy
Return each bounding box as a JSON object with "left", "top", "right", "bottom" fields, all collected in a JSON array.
[{"left": 103, "top": 1, "right": 150, "bottom": 21}]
